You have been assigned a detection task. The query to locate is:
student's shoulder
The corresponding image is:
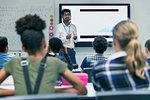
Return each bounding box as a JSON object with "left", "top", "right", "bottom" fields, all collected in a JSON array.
[
  {"left": 10, "top": 56, "right": 20, "bottom": 60},
  {"left": 4, "top": 56, "right": 21, "bottom": 65},
  {"left": 87, "top": 55, "right": 94, "bottom": 59}
]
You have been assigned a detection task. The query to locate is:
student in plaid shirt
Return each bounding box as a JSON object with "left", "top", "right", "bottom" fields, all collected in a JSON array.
[
  {"left": 80, "top": 37, "right": 108, "bottom": 82},
  {"left": 93, "top": 20, "right": 150, "bottom": 91},
  {"left": 80, "top": 36, "right": 108, "bottom": 72}
]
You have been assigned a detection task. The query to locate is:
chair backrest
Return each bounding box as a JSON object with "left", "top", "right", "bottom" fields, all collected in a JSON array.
[
  {"left": 83, "top": 68, "right": 93, "bottom": 82},
  {"left": 72, "top": 64, "right": 78, "bottom": 69},
  {"left": 0, "top": 93, "right": 78, "bottom": 100},
  {"left": 96, "top": 90, "right": 150, "bottom": 100}
]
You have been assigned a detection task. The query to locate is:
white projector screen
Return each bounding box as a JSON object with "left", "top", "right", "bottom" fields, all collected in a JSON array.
[{"left": 59, "top": 4, "right": 130, "bottom": 47}]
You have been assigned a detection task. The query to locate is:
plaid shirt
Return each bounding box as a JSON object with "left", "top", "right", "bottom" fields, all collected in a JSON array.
[
  {"left": 92, "top": 51, "right": 150, "bottom": 91},
  {"left": 80, "top": 54, "right": 107, "bottom": 70},
  {"left": 146, "top": 58, "right": 150, "bottom": 66}
]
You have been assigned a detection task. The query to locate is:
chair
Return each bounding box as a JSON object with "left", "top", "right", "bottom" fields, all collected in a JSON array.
[
  {"left": 96, "top": 90, "right": 150, "bottom": 100},
  {"left": 0, "top": 93, "right": 78, "bottom": 100},
  {"left": 72, "top": 64, "right": 78, "bottom": 69},
  {"left": 83, "top": 68, "right": 93, "bottom": 82}
]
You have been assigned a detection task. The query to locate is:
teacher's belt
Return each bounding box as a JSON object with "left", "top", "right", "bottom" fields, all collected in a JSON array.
[{"left": 67, "top": 48, "right": 74, "bottom": 50}]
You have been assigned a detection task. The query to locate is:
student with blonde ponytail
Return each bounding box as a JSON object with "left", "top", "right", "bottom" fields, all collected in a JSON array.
[
  {"left": 113, "top": 20, "right": 146, "bottom": 79},
  {"left": 93, "top": 20, "right": 150, "bottom": 91}
]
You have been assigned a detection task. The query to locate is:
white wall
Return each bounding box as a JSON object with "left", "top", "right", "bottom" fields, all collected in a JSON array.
[{"left": 54, "top": 0, "right": 150, "bottom": 68}]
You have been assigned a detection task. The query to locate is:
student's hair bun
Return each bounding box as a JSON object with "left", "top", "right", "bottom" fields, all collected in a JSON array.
[{"left": 15, "top": 14, "right": 46, "bottom": 35}]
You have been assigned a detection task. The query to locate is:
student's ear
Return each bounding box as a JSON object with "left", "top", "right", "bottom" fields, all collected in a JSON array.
[
  {"left": 43, "top": 39, "right": 47, "bottom": 49},
  {"left": 21, "top": 44, "right": 26, "bottom": 52},
  {"left": 145, "top": 48, "right": 149, "bottom": 54},
  {"left": 48, "top": 46, "right": 50, "bottom": 52},
  {"left": 5, "top": 46, "right": 8, "bottom": 53},
  {"left": 113, "top": 37, "right": 116, "bottom": 47}
]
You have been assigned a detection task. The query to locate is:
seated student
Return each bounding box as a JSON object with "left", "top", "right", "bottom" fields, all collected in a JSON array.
[
  {"left": 46, "top": 37, "right": 73, "bottom": 71},
  {"left": 80, "top": 36, "right": 108, "bottom": 72},
  {"left": 0, "top": 36, "right": 15, "bottom": 70},
  {"left": 0, "top": 14, "right": 87, "bottom": 95},
  {"left": 144, "top": 39, "right": 150, "bottom": 65},
  {"left": 92, "top": 20, "right": 150, "bottom": 91},
  {"left": 80, "top": 37, "right": 108, "bottom": 82}
]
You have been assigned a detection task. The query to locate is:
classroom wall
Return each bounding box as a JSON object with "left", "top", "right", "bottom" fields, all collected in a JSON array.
[{"left": 54, "top": 0, "right": 150, "bottom": 67}]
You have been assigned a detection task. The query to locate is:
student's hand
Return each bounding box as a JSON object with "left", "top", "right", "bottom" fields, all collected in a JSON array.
[
  {"left": 61, "top": 46, "right": 67, "bottom": 54},
  {"left": 66, "top": 34, "right": 71, "bottom": 39}
]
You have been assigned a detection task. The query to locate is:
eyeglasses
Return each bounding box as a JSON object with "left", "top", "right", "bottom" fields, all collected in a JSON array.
[{"left": 63, "top": 14, "right": 71, "bottom": 16}]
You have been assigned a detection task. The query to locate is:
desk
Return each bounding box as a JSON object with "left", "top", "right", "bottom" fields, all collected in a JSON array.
[
  {"left": 86, "top": 83, "right": 96, "bottom": 97},
  {"left": 55, "top": 83, "right": 96, "bottom": 100},
  {"left": 0, "top": 83, "right": 96, "bottom": 99},
  {"left": 0, "top": 76, "right": 14, "bottom": 89},
  {"left": 78, "top": 83, "right": 96, "bottom": 100}
]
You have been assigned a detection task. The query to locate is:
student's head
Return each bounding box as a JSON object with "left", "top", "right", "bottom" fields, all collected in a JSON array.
[
  {"left": 93, "top": 36, "right": 107, "bottom": 54},
  {"left": 144, "top": 39, "right": 150, "bottom": 55},
  {"left": 15, "top": 14, "right": 46, "bottom": 55},
  {"left": 61, "top": 9, "right": 71, "bottom": 23},
  {"left": 48, "top": 37, "right": 63, "bottom": 53},
  {"left": 113, "top": 20, "right": 146, "bottom": 78},
  {"left": 0, "top": 36, "right": 8, "bottom": 53},
  {"left": 113, "top": 20, "right": 138, "bottom": 50}
]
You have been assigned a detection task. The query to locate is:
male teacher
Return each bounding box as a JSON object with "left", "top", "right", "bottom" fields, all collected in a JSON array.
[{"left": 55, "top": 9, "right": 78, "bottom": 64}]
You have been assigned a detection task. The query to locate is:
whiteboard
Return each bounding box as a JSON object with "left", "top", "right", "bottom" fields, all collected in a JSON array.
[
  {"left": 60, "top": 4, "right": 130, "bottom": 47},
  {"left": 0, "top": 0, "right": 54, "bottom": 51}
]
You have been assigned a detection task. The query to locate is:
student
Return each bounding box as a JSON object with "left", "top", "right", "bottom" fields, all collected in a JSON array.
[
  {"left": 0, "top": 36, "right": 15, "bottom": 70},
  {"left": 93, "top": 20, "right": 150, "bottom": 91},
  {"left": 80, "top": 37, "right": 108, "bottom": 82},
  {"left": 46, "top": 37, "right": 73, "bottom": 71},
  {"left": 144, "top": 39, "right": 150, "bottom": 65},
  {"left": 80, "top": 36, "right": 108, "bottom": 72},
  {"left": 0, "top": 14, "right": 87, "bottom": 95},
  {"left": 55, "top": 9, "right": 78, "bottom": 64}
]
